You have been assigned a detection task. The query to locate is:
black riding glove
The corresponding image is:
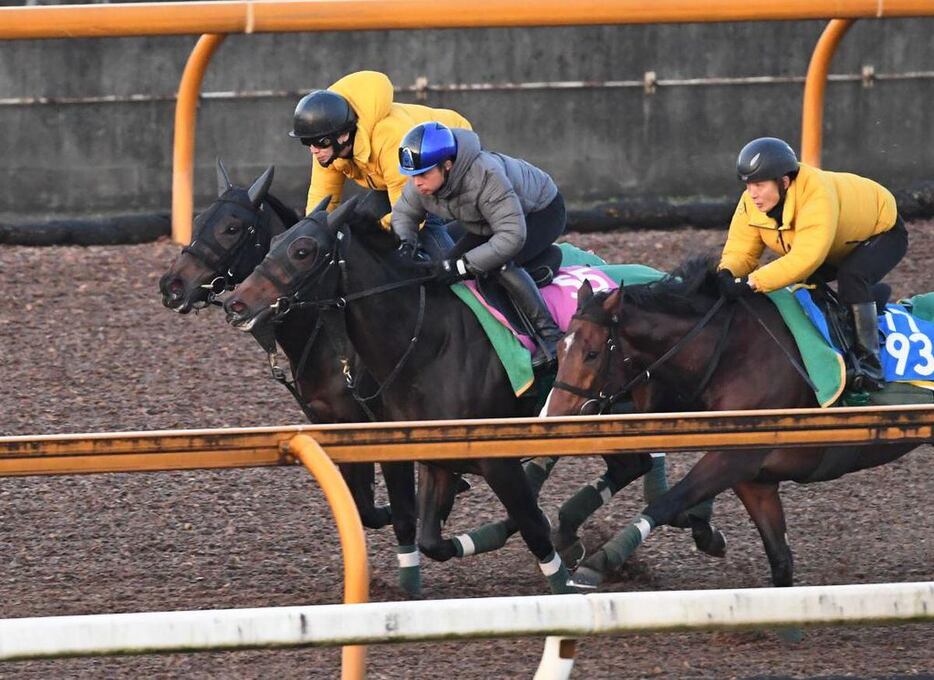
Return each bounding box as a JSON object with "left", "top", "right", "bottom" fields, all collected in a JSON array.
[
  {"left": 717, "top": 269, "right": 755, "bottom": 300},
  {"left": 396, "top": 239, "right": 431, "bottom": 263},
  {"left": 434, "top": 257, "right": 473, "bottom": 285}
]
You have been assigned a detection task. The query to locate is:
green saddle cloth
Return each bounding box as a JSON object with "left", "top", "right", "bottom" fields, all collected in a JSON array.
[
  {"left": 451, "top": 243, "right": 664, "bottom": 397},
  {"left": 769, "top": 289, "right": 934, "bottom": 408}
]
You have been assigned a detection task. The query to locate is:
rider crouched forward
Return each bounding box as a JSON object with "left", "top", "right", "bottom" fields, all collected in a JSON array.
[
  {"left": 717, "top": 137, "right": 908, "bottom": 392},
  {"left": 391, "top": 121, "right": 566, "bottom": 368}
]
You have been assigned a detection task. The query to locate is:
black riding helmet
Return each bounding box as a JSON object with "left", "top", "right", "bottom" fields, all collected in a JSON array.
[
  {"left": 289, "top": 90, "right": 358, "bottom": 142},
  {"left": 736, "top": 137, "right": 799, "bottom": 182}
]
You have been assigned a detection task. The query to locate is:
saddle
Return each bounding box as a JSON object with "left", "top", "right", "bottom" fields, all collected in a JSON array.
[{"left": 472, "top": 245, "right": 563, "bottom": 345}]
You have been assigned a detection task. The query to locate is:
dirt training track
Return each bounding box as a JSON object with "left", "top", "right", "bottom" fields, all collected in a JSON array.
[{"left": 0, "top": 223, "right": 932, "bottom": 679}]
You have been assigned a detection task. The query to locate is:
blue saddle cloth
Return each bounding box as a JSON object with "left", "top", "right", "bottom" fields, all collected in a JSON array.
[{"left": 793, "top": 289, "right": 934, "bottom": 385}]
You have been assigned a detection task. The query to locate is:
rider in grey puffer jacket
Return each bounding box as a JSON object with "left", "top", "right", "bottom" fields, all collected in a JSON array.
[{"left": 392, "top": 123, "right": 565, "bottom": 367}]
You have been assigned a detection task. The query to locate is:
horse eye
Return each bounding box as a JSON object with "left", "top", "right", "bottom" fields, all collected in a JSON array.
[
  {"left": 226, "top": 223, "right": 241, "bottom": 234},
  {"left": 585, "top": 350, "right": 599, "bottom": 361},
  {"left": 295, "top": 248, "right": 310, "bottom": 259}
]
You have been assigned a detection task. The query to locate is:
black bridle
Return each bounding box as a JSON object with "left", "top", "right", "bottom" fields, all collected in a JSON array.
[
  {"left": 260, "top": 224, "right": 436, "bottom": 421},
  {"left": 181, "top": 198, "right": 272, "bottom": 302},
  {"left": 552, "top": 295, "right": 731, "bottom": 414}
]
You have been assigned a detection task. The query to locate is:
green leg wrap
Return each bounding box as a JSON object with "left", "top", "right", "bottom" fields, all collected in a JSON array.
[
  {"left": 396, "top": 545, "right": 421, "bottom": 596},
  {"left": 603, "top": 513, "right": 655, "bottom": 569},
  {"left": 524, "top": 456, "right": 558, "bottom": 499},
  {"left": 557, "top": 473, "right": 619, "bottom": 538},
  {"left": 642, "top": 453, "right": 670, "bottom": 503},
  {"left": 452, "top": 519, "right": 518, "bottom": 557},
  {"left": 540, "top": 550, "right": 575, "bottom": 594}
]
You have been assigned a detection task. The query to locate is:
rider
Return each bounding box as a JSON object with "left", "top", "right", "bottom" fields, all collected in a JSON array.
[
  {"left": 717, "top": 136, "right": 908, "bottom": 392},
  {"left": 289, "top": 70, "right": 472, "bottom": 255},
  {"left": 391, "top": 121, "right": 566, "bottom": 368}
]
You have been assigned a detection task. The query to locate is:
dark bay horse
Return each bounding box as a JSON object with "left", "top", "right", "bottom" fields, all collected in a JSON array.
[
  {"left": 158, "top": 162, "right": 420, "bottom": 594},
  {"left": 221, "top": 196, "right": 724, "bottom": 593},
  {"left": 547, "top": 256, "right": 921, "bottom": 591}
]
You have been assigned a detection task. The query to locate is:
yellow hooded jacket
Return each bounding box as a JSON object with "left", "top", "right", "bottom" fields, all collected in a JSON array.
[
  {"left": 719, "top": 163, "right": 898, "bottom": 293},
  {"left": 304, "top": 71, "right": 472, "bottom": 226}
]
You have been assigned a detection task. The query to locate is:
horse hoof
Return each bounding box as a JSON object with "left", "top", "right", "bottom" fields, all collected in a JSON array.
[
  {"left": 555, "top": 537, "right": 586, "bottom": 571},
  {"left": 698, "top": 528, "right": 727, "bottom": 558},
  {"left": 568, "top": 565, "right": 604, "bottom": 590},
  {"left": 455, "top": 477, "right": 471, "bottom": 495}
]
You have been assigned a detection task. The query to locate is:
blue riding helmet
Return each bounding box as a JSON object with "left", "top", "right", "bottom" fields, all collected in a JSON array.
[{"left": 398, "top": 122, "right": 457, "bottom": 176}]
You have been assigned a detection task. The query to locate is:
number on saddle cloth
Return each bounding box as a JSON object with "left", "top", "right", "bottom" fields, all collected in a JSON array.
[{"left": 803, "top": 283, "right": 934, "bottom": 385}]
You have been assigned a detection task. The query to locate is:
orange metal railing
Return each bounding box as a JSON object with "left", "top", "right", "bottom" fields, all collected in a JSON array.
[{"left": 289, "top": 434, "right": 368, "bottom": 680}]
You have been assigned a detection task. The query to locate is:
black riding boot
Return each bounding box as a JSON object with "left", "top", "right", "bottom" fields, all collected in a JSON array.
[
  {"left": 850, "top": 302, "right": 885, "bottom": 392},
  {"left": 497, "top": 263, "right": 563, "bottom": 368}
]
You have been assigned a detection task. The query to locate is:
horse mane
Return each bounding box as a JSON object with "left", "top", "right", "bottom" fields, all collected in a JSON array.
[
  {"left": 623, "top": 255, "right": 720, "bottom": 316},
  {"left": 263, "top": 191, "right": 301, "bottom": 228}
]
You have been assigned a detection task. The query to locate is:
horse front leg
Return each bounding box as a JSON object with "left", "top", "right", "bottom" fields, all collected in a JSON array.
[
  {"left": 733, "top": 480, "right": 802, "bottom": 642},
  {"left": 573, "top": 449, "right": 766, "bottom": 589},
  {"left": 450, "top": 456, "right": 560, "bottom": 559},
  {"left": 338, "top": 462, "right": 391, "bottom": 529},
  {"left": 380, "top": 461, "right": 421, "bottom": 596},
  {"left": 733, "top": 480, "right": 793, "bottom": 587},
  {"left": 481, "top": 458, "right": 576, "bottom": 594},
  {"left": 551, "top": 453, "right": 652, "bottom": 569},
  {"left": 416, "top": 463, "right": 459, "bottom": 563}
]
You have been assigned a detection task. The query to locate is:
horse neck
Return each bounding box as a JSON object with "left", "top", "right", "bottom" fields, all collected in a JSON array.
[
  {"left": 337, "top": 228, "right": 507, "bottom": 415},
  {"left": 263, "top": 192, "right": 300, "bottom": 232},
  {"left": 619, "top": 297, "right": 815, "bottom": 410},
  {"left": 619, "top": 300, "right": 726, "bottom": 395}
]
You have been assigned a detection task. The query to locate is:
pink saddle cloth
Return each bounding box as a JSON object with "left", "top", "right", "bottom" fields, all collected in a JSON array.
[{"left": 461, "top": 266, "right": 619, "bottom": 353}]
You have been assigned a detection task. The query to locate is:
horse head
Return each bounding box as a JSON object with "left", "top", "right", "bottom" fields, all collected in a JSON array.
[
  {"left": 223, "top": 190, "right": 414, "bottom": 332},
  {"left": 546, "top": 280, "right": 628, "bottom": 416},
  {"left": 222, "top": 196, "right": 352, "bottom": 331},
  {"left": 159, "top": 160, "right": 288, "bottom": 313}
]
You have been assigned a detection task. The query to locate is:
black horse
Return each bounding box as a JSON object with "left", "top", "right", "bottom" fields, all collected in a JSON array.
[
  {"left": 158, "top": 162, "right": 421, "bottom": 594},
  {"left": 222, "top": 196, "right": 726, "bottom": 593},
  {"left": 547, "top": 256, "right": 922, "bottom": 592}
]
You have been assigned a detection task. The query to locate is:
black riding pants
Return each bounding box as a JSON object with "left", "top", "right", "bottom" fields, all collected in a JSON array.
[
  {"left": 446, "top": 192, "right": 567, "bottom": 267},
  {"left": 813, "top": 216, "right": 908, "bottom": 304}
]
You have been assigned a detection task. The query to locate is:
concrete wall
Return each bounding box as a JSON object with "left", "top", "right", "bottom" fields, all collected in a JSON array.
[{"left": 1, "top": 16, "right": 932, "bottom": 223}]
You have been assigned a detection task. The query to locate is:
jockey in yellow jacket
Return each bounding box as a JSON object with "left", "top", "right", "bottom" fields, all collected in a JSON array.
[
  {"left": 289, "top": 70, "right": 472, "bottom": 248},
  {"left": 717, "top": 137, "right": 908, "bottom": 392}
]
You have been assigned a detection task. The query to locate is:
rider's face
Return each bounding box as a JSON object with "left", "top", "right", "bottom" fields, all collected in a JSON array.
[
  {"left": 309, "top": 131, "right": 352, "bottom": 165},
  {"left": 412, "top": 161, "right": 452, "bottom": 195},
  {"left": 745, "top": 176, "right": 789, "bottom": 213}
]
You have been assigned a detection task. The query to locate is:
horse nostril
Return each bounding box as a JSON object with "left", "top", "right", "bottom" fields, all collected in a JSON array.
[{"left": 227, "top": 299, "right": 246, "bottom": 315}]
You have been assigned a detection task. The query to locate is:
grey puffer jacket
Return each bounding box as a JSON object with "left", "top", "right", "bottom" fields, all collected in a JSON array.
[{"left": 392, "top": 128, "right": 558, "bottom": 273}]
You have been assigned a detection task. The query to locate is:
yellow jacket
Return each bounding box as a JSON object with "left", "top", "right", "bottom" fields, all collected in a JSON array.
[
  {"left": 719, "top": 163, "right": 898, "bottom": 292},
  {"left": 305, "top": 71, "right": 472, "bottom": 225}
]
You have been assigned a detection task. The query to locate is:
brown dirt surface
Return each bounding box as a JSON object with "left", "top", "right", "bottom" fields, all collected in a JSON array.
[{"left": 0, "top": 221, "right": 932, "bottom": 679}]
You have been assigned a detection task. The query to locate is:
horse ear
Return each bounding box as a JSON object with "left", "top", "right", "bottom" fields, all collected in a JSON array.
[
  {"left": 247, "top": 166, "right": 275, "bottom": 207},
  {"left": 604, "top": 287, "right": 623, "bottom": 314},
  {"left": 307, "top": 194, "right": 332, "bottom": 216},
  {"left": 216, "top": 158, "right": 232, "bottom": 196},
  {"left": 326, "top": 195, "right": 361, "bottom": 229},
  {"left": 577, "top": 279, "right": 594, "bottom": 308}
]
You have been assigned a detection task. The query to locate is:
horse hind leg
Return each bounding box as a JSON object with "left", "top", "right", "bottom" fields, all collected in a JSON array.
[
  {"left": 573, "top": 450, "right": 764, "bottom": 589},
  {"left": 551, "top": 453, "right": 652, "bottom": 569}
]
